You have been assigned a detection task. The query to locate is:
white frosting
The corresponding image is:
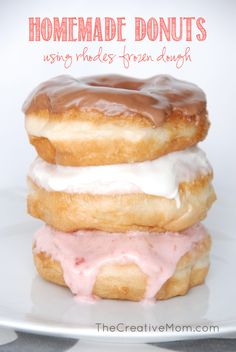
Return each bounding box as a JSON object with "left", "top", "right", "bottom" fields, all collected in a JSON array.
[{"left": 28, "top": 147, "right": 212, "bottom": 201}]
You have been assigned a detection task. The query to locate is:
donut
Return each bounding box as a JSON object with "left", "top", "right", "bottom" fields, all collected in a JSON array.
[
  {"left": 27, "top": 147, "right": 216, "bottom": 233},
  {"left": 23, "top": 73, "right": 216, "bottom": 303},
  {"left": 33, "top": 223, "right": 211, "bottom": 301},
  {"left": 23, "top": 74, "right": 209, "bottom": 166}
]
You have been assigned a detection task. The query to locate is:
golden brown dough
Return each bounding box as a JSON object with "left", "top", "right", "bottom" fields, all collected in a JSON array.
[
  {"left": 33, "top": 233, "right": 211, "bottom": 301},
  {"left": 26, "top": 111, "right": 209, "bottom": 166},
  {"left": 28, "top": 174, "right": 216, "bottom": 233}
]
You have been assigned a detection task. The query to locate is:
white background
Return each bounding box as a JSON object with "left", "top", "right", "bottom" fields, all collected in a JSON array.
[{"left": 0, "top": 0, "right": 235, "bottom": 202}]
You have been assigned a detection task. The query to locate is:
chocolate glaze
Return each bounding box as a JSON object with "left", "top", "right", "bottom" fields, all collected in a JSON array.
[{"left": 23, "top": 74, "right": 206, "bottom": 126}]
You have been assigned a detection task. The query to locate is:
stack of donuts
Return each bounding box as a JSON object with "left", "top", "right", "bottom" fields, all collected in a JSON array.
[{"left": 23, "top": 74, "right": 216, "bottom": 302}]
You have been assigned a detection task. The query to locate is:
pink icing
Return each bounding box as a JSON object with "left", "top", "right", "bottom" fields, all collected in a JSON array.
[{"left": 33, "top": 224, "right": 207, "bottom": 301}]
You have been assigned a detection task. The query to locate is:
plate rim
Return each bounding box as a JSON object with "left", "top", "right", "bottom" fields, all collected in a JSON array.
[{"left": 0, "top": 315, "right": 235, "bottom": 342}]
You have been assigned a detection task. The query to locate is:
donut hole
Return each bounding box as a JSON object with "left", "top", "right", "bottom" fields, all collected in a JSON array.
[{"left": 84, "top": 76, "right": 142, "bottom": 91}]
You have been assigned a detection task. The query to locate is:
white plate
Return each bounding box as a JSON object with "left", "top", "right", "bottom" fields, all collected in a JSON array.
[{"left": 0, "top": 188, "right": 235, "bottom": 343}]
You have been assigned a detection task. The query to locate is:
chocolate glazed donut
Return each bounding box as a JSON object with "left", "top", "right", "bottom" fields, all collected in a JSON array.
[{"left": 23, "top": 74, "right": 209, "bottom": 166}]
